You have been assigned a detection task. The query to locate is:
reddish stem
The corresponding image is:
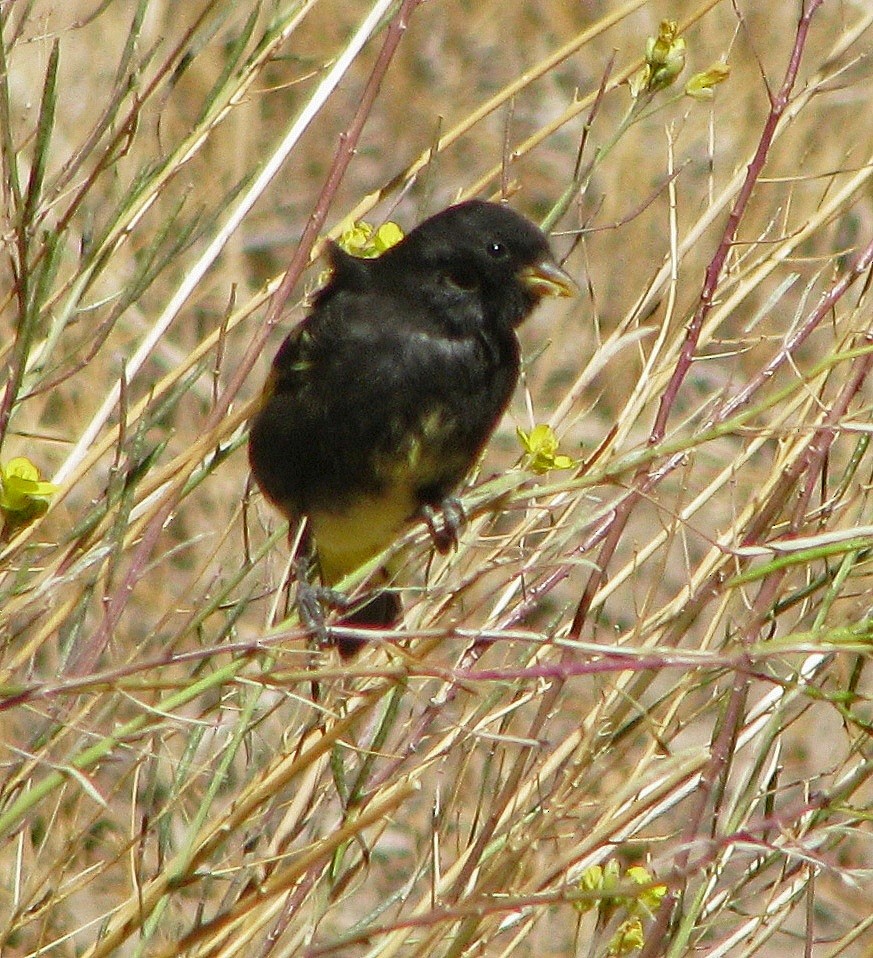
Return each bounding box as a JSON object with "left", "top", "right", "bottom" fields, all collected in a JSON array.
[
  {"left": 207, "top": 0, "right": 424, "bottom": 432},
  {"left": 569, "top": 0, "right": 826, "bottom": 642},
  {"left": 74, "top": 0, "right": 424, "bottom": 679}
]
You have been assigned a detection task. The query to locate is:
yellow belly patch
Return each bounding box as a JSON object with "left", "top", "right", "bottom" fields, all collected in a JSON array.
[
  {"left": 310, "top": 486, "right": 417, "bottom": 585},
  {"left": 310, "top": 409, "right": 469, "bottom": 585}
]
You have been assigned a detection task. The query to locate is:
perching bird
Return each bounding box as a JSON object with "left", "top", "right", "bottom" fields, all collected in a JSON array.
[{"left": 248, "top": 199, "right": 575, "bottom": 652}]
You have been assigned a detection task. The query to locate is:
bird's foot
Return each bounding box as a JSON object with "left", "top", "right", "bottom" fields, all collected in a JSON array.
[
  {"left": 294, "top": 560, "right": 399, "bottom": 659},
  {"left": 419, "top": 497, "right": 466, "bottom": 553},
  {"left": 295, "top": 575, "right": 344, "bottom": 640},
  {"left": 296, "top": 577, "right": 371, "bottom": 660},
  {"left": 293, "top": 556, "right": 344, "bottom": 633}
]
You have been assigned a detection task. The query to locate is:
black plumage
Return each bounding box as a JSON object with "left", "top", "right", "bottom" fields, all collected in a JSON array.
[{"left": 248, "top": 199, "right": 574, "bottom": 645}]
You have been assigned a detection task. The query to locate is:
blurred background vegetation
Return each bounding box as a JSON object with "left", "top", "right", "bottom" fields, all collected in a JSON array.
[{"left": 1, "top": 1, "right": 872, "bottom": 956}]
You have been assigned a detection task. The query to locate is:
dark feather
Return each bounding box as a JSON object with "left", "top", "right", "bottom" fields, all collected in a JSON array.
[{"left": 248, "top": 199, "right": 575, "bottom": 638}]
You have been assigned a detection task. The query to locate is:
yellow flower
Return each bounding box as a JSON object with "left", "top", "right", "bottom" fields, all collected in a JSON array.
[
  {"left": 630, "top": 20, "right": 686, "bottom": 97},
  {"left": 371, "top": 221, "right": 404, "bottom": 253},
  {"left": 517, "top": 424, "right": 576, "bottom": 474},
  {"left": 626, "top": 865, "right": 668, "bottom": 914},
  {"left": 575, "top": 860, "right": 666, "bottom": 922},
  {"left": 574, "top": 864, "right": 604, "bottom": 913},
  {"left": 0, "top": 457, "right": 57, "bottom": 530},
  {"left": 338, "top": 220, "right": 404, "bottom": 258},
  {"left": 685, "top": 62, "right": 731, "bottom": 100},
  {"left": 608, "top": 918, "right": 645, "bottom": 955}
]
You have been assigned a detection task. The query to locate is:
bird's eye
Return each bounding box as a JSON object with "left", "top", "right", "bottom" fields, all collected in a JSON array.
[{"left": 487, "top": 241, "right": 508, "bottom": 258}]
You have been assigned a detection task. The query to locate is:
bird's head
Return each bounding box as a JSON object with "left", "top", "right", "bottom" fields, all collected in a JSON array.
[{"left": 376, "top": 199, "right": 576, "bottom": 331}]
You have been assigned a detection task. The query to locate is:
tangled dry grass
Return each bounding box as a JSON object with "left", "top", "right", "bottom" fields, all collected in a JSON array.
[{"left": 2, "top": 1, "right": 872, "bottom": 956}]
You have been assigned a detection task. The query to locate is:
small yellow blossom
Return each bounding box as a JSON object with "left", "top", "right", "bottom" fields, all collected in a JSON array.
[
  {"left": 574, "top": 864, "right": 604, "bottom": 913},
  {"left": 338, "top": 220, "right": 404, "bottom": 258},
  {"left": 574, "top": 859, "right": 666, "bottom": 936},
  {"left": 685, "top": 62, "right": 731, "bottom": 100},
  {"left": 626, "top": 865, "right": 668, "bottom": 914},
  {"left": 630, "top": 20, "right": 686, "bottom": 97},
  {"left": 517, "top": 424, "right": 576, "bottom": 474},
  {"left": 0, "top": 457, "right": 57, "bottom": 531},
  {"left": 608, "top": 918, "right": 645, "bottom": 955}
]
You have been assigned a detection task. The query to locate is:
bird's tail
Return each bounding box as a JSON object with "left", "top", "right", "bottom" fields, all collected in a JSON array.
[
  {"left": 335, "top": 569, "right": 403, "bottom": 659},
  {"left": 333, "top": 572, "right": 401, "bottom": 658}
]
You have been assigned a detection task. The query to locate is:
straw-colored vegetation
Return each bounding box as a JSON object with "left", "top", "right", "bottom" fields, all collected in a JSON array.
[{"left": 2, "top": 1, "right": 872, "bottom": 955}]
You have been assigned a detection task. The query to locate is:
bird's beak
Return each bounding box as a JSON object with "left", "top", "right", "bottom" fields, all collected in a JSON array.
[{"left": 519, "top": 258, "right": 577, "bottom": 299}]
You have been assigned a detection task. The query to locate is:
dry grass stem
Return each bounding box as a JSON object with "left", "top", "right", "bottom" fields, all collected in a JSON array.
[{"left": 2, "top": 2, "right": 872, "bottom": 957}]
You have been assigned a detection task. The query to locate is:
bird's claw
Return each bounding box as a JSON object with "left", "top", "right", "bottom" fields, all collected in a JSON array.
[
  {"left": 420, "top": 497, "right": 466, "bottom": 553},
  {"left": 294, "top": 578, "right": 336, "bottom": 642},
  {"left": 293, "top": 557, "right": 343, "bottom": 636},
  {"left": 295, "top": 559, "right": 399, "bottom": 658},
  {"left": 298, "top": 577, "right": 375, "bottom": 659}
]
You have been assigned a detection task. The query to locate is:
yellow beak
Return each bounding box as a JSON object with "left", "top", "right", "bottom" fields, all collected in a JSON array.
[{"left": 519, "top": 257, "right": 577, "bottom": 299}]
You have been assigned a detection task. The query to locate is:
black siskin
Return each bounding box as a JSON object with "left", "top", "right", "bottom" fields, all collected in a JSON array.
[{"left": 248, "top": 199, "right": 575, "bottom": 650}]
